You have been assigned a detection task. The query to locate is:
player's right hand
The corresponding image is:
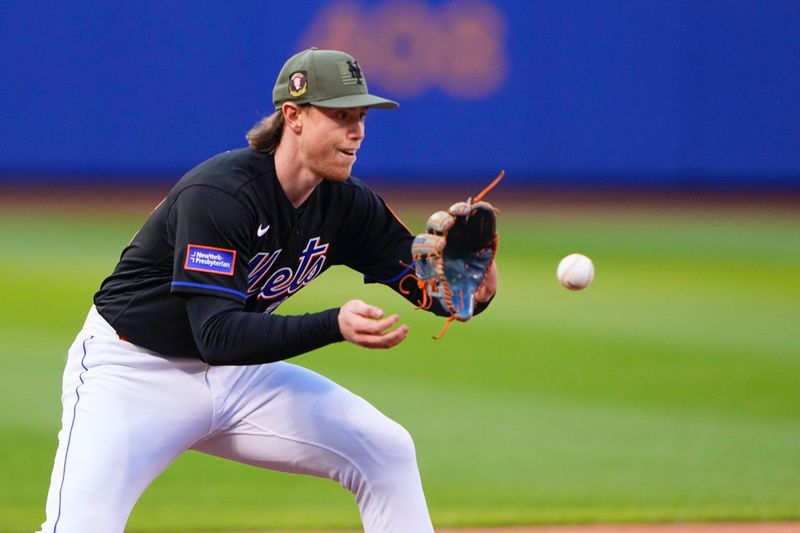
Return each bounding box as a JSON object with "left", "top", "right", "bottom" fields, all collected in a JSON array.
[{"left": 338, "top": 299, "right": 409, "bottom": 349}]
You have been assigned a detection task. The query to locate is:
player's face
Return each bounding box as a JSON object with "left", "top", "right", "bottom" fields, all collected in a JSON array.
[{"left": 300, "top": 106, "right": 367, "bottom": 182}]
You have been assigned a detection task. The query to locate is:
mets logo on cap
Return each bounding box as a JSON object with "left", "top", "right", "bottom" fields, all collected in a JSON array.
[
  {"left": 289, "top": 71, "right": 308, "bottom": 97},
  {"left": 338, "top": 60, "right": 364, "bottom": 85}
]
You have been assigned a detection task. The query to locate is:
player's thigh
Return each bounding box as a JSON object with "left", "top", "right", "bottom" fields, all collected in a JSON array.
[
  {"left": 55, "top": 335, "right": 212, "bottom": 506},
  {"left": 194, "top": 361, "right": 416, "bottom": 477}
]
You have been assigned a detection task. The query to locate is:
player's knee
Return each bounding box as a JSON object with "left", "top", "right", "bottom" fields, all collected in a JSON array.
[
  {"left": 378, "top": 419, "right": 417, "bottom": 463},
  {"left": 335, "top": 417, "right": 419, "bottom": 497},
  {"left": 322, "top": 390, "right": 419, "bottom": 474},
  {"left": 350, "top": 415, "right": 418, "bottom": 468}
]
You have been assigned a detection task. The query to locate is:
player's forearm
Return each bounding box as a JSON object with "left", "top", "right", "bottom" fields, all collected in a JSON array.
[{"left": 186, "top": 295, "right": 343, "bottom": 365}]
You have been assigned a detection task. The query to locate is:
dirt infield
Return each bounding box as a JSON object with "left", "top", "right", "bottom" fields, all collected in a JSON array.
[{"left": 252, "top": 525, "right": 800, "bottom": 533}]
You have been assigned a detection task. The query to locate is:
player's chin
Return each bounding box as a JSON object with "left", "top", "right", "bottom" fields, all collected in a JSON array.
[{"left": 323, "top": 164, "right": 354, "bottom": 182}]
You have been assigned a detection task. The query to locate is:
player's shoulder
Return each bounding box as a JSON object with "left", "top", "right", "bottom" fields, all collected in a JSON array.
[
  {"left": 331, "top": 175, "right": 380, "bottom": 202},
  {"left": 173, "top": 147, "right": 275, "bottom": 198},
  {"left": 319, "top": 176, "right": 393, "bottom": 227}
]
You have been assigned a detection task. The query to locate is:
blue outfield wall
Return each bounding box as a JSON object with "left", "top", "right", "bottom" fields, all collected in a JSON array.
[{"left": 1, "top": 0, "right": 799, "bottom": 189}]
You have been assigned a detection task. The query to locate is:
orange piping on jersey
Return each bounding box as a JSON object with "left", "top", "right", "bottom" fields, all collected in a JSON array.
[
  {"left": 150, "top": 196, "right": 167, "bottom": 215},
  {"left": 384, "top": 200, "right": 413, "bottom": 235}
]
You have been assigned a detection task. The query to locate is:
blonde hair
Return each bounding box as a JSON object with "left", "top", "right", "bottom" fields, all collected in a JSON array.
[{"left": 246, "top": 110, "right": 284, "bottom": 154}]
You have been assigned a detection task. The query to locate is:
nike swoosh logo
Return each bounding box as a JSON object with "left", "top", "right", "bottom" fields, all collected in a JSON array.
[{"left": 257, "top": 224, "right": 270, "bottom": 237}]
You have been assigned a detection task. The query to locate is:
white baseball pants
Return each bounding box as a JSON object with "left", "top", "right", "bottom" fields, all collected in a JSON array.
[{"left": 38, "top": 306, "right": 434, "bottom": 533}]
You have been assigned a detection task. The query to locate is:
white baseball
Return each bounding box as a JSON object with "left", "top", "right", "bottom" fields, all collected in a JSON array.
[{"left": 557, "top": 253, "right": 595, "bottom": 290}]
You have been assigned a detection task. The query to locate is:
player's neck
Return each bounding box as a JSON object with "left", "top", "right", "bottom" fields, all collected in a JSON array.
[{"left": 274, "top": 143, "right": 322, "bottom": 208}]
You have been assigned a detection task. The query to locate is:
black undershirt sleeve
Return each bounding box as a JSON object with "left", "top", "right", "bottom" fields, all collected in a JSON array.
[{"left": 185, "top": 295, "right": 344, "bottom": 365}]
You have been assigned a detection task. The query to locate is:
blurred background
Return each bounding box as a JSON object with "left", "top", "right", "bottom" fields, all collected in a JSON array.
[
  {"left": 1, "top": 1, "right": 798, "bottom": 532},
  {"left": 2, "top": 0, "right": 799, "bottom": 190}
]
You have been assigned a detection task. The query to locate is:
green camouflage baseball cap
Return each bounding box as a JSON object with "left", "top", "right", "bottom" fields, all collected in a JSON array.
[{"left": 273, "top": 48, "right": 399, "bottom": 110}]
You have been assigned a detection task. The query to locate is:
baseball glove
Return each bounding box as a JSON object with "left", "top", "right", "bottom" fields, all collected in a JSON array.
[{"left": 406, "top": 171, "right": 503, "bottom": 338}]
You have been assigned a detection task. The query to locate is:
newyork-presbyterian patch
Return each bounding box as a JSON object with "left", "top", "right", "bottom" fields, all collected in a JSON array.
[{"left": 184, "top": 245, "right": 236, "bottom": 276}]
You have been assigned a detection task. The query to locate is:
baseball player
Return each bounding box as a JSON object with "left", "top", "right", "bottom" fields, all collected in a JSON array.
[{"left": 38, "top": 48, "right": 498, "bottom": 533}]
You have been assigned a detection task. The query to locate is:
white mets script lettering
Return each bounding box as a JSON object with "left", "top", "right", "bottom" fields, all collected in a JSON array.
[{"left": 247, "top": 237, "right": 329, "bottom": 301}]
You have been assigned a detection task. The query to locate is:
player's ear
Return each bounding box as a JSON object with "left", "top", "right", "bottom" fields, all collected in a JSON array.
[{"left": 282, "top": 103, "right": 304, "bottom": 134}]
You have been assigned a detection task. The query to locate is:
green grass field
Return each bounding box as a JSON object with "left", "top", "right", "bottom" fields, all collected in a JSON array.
[{"left": 1, "top": 199, "right": 799, "bottom": 532}]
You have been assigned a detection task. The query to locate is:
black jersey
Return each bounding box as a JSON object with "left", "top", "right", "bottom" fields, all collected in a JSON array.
[{"left": 95, "top": 147, "right": 439, "bottom": 358}]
